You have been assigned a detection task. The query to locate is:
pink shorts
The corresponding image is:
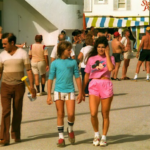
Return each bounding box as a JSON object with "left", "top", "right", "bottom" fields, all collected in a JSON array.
[{"left": 89, "top": 79, "right": 113, "bottom": 99}]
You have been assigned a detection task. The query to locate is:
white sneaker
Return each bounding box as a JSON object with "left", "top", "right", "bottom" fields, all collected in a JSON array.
[
  {"left": 93, "top": 137, "right": 100, "bottom": 146},
  {"left": 36, "top": 92, "right": 41, "bottom": 96},
  {"left": 100, "top": 139, "right": 107, "bottom": 147}
]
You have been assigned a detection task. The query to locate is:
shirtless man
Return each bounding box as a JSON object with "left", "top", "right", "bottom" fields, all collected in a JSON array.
[
  {"left": 120, "top": 29, "right": 132, "bottom": 80},
  {"left": 111, "top": 31, "right": 124, "bottom": 80},
  {"left": 133, "top": 27, "right": 150, "bottom": 81}
]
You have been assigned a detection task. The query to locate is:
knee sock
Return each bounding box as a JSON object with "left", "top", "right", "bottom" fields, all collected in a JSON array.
[
  {"left": 58, "top": 126, "right": 64, "bottom": 139},
  {"left": 134, "top": 73, "right": 138, "bottom": 79},
  {"left": 36, "top": 85, "right": 40, "bottom": 93},
  {"left": 68, "top": 121, "right": 74, "bottom": 133},
  {"left": 94, "top": 132, "right": 100, "bottom": 138},
  {"left": 42, "top": 84, "right": 45, "bottom": 92},
  {"left": 146, "top": 73, "right": 150, "bottom": 79},
  {"left": 101, "top": 135, "right": 106, "bottom": 141}
]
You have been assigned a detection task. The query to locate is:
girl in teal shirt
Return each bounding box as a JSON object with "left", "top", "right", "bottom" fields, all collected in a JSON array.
[{"left": 47, "top": 41, "right": 82, "bottom": 147}]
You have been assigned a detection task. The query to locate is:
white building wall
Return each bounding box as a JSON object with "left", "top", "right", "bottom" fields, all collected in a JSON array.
[
  {"left": 85, "top": 0, "right": 149, "bottom": 17},
  {"left": 2, "top": 0, "right": 83, "bottom": 45}
]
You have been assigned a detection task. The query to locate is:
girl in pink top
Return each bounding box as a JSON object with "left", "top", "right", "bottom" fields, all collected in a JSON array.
[{"left": 83, "top": 36, "right": 115, "bottom": 147}]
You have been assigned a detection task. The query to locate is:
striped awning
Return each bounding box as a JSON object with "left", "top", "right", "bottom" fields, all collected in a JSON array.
[
  {"left": 123, "top": 17, "right": 149, "bottom": 23},
  {"left": 86, "top": 17, "right": 149, "bottom": 28}
]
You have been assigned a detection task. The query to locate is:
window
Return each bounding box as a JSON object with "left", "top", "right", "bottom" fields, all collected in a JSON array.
[
  {"left": 94, "top": 0, "right": 108, "bottom": 4},
  {"left": 84, "top": 0, "right": 92, "bottom": 12},
  {"left": 98, "top": 0, "right": 105, "bottom": 3},
  {"left": 118, "top": 0, "right": 125, "bottom": 9},
  {"left": 114, "top": 0, "right": 131, "bottom": 10}
]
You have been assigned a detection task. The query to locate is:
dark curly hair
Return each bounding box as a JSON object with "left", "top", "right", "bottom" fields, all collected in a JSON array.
[
  {"left": 86, "top": 36, "right": 108, "bottom": 63},
  {"left": 57, "top": 41, "right": 72, "bottom": 58}
]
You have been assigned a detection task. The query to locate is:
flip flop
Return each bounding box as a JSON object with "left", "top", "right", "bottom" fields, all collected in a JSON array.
[
  {"left": 114, "top": 78, "right": 121, "bottom": 81},
  {"left": 111, "top": 77, "right": 114, "bottom": 80},
  {"left": 125, "top": 77, "right": 130, "bottom": 80}
]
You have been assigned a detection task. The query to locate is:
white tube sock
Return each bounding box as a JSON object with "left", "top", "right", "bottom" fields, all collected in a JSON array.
[
  {"left": 94, "top": 132, "right": 100, "bottom": 138},
  {"left": 134, "top": 73, "right": 138, "bottom": 79}
]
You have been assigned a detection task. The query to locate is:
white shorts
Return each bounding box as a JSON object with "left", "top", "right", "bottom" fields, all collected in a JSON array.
[
  {"left": 124, "top": 51, "right": 134, "bottom": 59},
  {"left": 31, "top": 61, "right": 46, "bottom": 75},
  {"left": 54, "top": 91, "right": 75, "bottom": 101}
]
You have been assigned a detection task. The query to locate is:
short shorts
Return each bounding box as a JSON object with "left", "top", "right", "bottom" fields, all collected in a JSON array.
[
  {"left": 54, "top": 91, "right": 75, "bottom": 101},
  {"left": 89, "top": 79, "right": 113, "bottom": 99},
  {"left": 124, "top": 51, "right": 133, "bottom": 59},
  {"left": 31, "top": 61, "right": 46, "bottom": 75},
  {"left": 112, "top": 53, "right": 122, "bottom": 62},
  {"left": 139, "top": 49, "right": 150, "bottom": 61}
]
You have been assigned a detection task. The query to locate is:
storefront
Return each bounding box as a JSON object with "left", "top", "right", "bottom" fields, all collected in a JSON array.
[{"left": 85, "top": 16, "right": 149, "bottom": 49}]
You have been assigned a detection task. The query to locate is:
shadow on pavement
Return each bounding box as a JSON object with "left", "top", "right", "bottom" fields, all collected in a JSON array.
[
  {"left": 108, "top": 134, "right": 150, "bottom": 145},
  {"left": 21, "top": 105, "right": 150, "bottom": 125},
  {"left": 114, "top": 93, "right": 128, "bottom": 96},
  {"left": 10, "top": 130, "right": 86, "bottom": 146}
]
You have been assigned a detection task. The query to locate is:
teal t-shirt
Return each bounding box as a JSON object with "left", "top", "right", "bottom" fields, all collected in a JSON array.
[{"left": 49, "top": 58, "right": 80, "bottom": 93}]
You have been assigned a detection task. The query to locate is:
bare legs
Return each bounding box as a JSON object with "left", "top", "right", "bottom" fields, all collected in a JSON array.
[
  {"left": 122, "top": 59, "right": 130, "bottom": 79},
  {"left": 89, "top": 95, "right": 113, "bottom": 135},
  {"left": 111, "top": 62, "right": 121, "bottom": 79},
  {"left": 55, "top": 100, "right": 75, "bottom": 127}
]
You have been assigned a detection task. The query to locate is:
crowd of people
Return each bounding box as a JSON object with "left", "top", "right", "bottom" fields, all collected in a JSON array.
[{"left": 0, "top": 25, "right": 149, "bottom": 148}]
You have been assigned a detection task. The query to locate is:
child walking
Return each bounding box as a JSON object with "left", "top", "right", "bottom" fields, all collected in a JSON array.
[
  {"left": 47, "top": 41, "right": 82, "bottom": 147},
  {"left": 83, "top": 36, "right": 115, "bottom": 147}
]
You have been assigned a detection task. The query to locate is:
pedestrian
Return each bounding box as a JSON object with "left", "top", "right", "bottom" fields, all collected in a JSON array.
[
  {"left": 29, "top": 35, "right": 49, "bottom": 96},
  {"left": 47, "top": 41, "right": 82, "bottom": 147},
  {"left": 120, "top": 29, "right": 132, "bottom": 80},
  {"left": 133, "top": 26, "right": 150, "bottom": 81},
  {"left": 83, "top": 36, "right": 115, "bottom": 147},
  {"left": 78, "top": 36, "right": 93, "bottom": 97},
  {"left": 60, "top": 30, "right": 71, "bottom": 43},
  {"left": 111, "top": 31, "right": 124, "bottom": 80},
  {"left": 72, "top": 29, "right": 82, "bottom": 44},
  {"left": 51, "top": 33, "right": 75, "bottom": 62},
  {"left": 0, "top": 33, "right": 36, "bottom": 146},
  {"left": 104, "top": 29, "right": 112, "bottom": 41},
  {"left": 80, "top": 29, "right": 86, "bottom": 43}
]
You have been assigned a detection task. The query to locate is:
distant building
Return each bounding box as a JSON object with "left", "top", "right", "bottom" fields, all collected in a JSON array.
[
  {"left": 1, "top": 0, "right": 84, "bottom": 45},
  {"left": 84, "top": 0, "right": 149, "bottom": 48}
]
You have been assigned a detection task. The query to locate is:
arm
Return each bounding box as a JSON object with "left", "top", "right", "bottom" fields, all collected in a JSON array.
[
  {"left": 47, "top": 79, "right": 53, "bottom": 105},
  {"left": 136, "top": 37, "right": 144, "bottom": 58},
  {"left": 119, "top": 42, "right": 125, "bottom": 52},
  {"left": 75, "top": 77, "right": 82, "bottom": 104},
  {"left": 44, "top": 55, "right": 49, "bottom": 72},
  {"left": 78, "top": 52, "right": 83, "bottom": 61},
  {"left": 71, "top": 56, "right": 75, "bottom": 59},
  {"left": 0, "top": 73, "right": 2, "bottom": 80},
  {"left": 50, "top": 45, "right": 57, "bottom": 62},
  {"left": 105, "top": 46, "right": 114, "bottom": 71},
  {"left": 16, "top": 43, "right": 25, "bottom": 48},
  {"left": 26, "top": 69, "right": 36, "bottom": 98},
  {"left": 82, "top": 73, "right": 90, "bottom": 95},
  {"left": 51, "top": 57, "right": 55, "bottom": 62}
]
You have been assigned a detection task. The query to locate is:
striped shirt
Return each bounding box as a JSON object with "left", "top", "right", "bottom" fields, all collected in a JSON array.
[{"left": 0, "top": 48, "right": 31, "bottom": 85}]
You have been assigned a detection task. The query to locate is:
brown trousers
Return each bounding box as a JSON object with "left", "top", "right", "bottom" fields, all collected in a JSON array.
[{"left": 0, "top": 82, "right": 25, "bottom": 142}]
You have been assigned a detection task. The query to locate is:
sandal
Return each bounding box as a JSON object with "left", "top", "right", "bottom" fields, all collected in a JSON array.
[
  {"left": 121, "top": 77, "right": 130, "bottom": 80},
  {"left": 125, "top": 77, "right": 130, "bottom": 80},
  {"left": 111, "top": 77, "right": 114, "bottom": 80},
  {"left": 114, "top": 78, "right": 121, "bottom": 81}
]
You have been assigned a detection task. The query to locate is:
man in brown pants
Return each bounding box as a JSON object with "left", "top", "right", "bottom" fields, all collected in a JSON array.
[{"left": 0, "top": 33, "right": 36, "bottom": 146}]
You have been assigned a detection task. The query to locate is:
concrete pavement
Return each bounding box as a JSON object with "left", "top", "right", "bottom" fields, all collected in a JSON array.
[{"left": 1, "top": 55, "right": 150, "bottom": 150}]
